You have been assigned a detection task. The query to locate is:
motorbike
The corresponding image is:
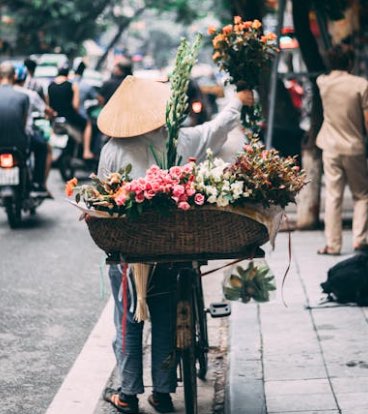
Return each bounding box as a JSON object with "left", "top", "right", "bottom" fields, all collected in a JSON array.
[
  {"left": 45, "top": 103, "right": 103, "bottom": 182},
  {"left": 0, "top": 147, "right": 45, "bottom": 228}
]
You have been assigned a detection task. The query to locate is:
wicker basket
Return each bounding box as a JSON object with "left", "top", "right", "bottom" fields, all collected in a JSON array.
[{"left": 85, "top": 206, "right": 271, "bottom": 262}]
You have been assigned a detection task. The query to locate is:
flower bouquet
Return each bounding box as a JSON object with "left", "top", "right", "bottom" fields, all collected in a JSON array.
[
  {"left": 208, "top": 16, "right": 278, "bottom": 131},
  {"left": 66, "top": 34, "right": 305, "bottom": 261},
  {"left": 66, "top": 139, "right": 305, "bottom": 261},
  {"left": 223, "top": 259, "right": 276, "bottom": 304}
]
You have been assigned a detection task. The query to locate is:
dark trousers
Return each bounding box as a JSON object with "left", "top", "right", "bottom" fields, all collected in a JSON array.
[{"left": 30, "top": 131, "right": 47, "bottom": 184}]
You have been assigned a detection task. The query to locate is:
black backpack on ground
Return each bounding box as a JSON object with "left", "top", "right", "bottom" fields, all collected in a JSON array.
[{"left": 321, "top": 253, "right": 368, "bottom": 306}]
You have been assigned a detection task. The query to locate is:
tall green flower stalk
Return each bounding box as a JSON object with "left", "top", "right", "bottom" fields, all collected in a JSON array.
[{"left": 152, "top": 34, "right": 202, "bottom": 169}]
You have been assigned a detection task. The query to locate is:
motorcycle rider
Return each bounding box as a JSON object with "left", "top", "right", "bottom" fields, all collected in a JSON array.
[
  {"left": 13, "top": 63, "right": 53, "bottom": 197},
  {"left": 48, "top": 64, "right": 94, "bottom": 160},
  {"left": 0, "top": 61, "right": 29, "bottom": 167},
  {"left": 24, "top": 57, "right": 45, "bottom": 101}
]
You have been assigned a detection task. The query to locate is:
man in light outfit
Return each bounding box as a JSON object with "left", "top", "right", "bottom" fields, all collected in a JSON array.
[
  {"left": 97, "top": 75, "right": 253, "bottom": 413},
  {"left": 316, "top": 45, "right": 368, "bottom": 255}
]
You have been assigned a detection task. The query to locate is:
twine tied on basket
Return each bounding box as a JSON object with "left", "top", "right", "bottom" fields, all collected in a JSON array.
[{"left": 132, "top": 263, "right": 151, "bottom": 322}]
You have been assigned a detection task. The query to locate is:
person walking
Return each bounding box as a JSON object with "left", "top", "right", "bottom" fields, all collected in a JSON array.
[
  {"left": 97, "top": 75, "right": 254, "bottom": 413},
  {"left": 316, "top": 45, "right": 368, "bottom": 255}
]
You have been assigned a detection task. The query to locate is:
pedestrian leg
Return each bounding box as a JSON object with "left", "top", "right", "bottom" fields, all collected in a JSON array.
[
  {"left": 148, "top": 264, "right": 177, "bottom": 394},
  {"left": 108, "top": 264, "right": 145, "bottom": 395},
  {"left": 323, "top": 153, "right": 346, "bottom": 252}
]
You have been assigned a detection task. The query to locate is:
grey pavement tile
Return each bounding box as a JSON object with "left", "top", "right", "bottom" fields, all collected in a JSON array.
[
  {"left": 264, "top": 352, "right": 326, "bottom": 381},
  {"left": 331, "top": 376, "right": 368, "bottom": 393},
  {"left": 265, "top": 379, "right": 337, "bottom": 412},
  {"left": 268, "top": 412, "right": 339, "bottom": 414},
  {"left": 336, "top": 393, "right": 368, "bottom": 412}
]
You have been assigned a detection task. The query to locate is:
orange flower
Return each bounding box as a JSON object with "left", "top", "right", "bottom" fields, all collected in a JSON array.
[
  {"left": 243, "top": 21, "right": 252, "bottom": 29},
  {"left": 212, "top": 51, "right": 222, "bottom": 61},
  {"left": 222, "top": 24, "right": 233, "bottom": 35},
  {"left": 65, "top": 177, "right": 78, "bottom": 197},
  {"left": 252, "top": 19, "right": 262, "bottom": 29},
  {"left": 234, "top": 24, "right": 243, "bottom": 33},
  {"left": 234, "top": 16, "right": 242, "bottom": 25},
  {"left": 266, "top": 32, "right": 277, "bottom": 41},
  {"left": 261, "top": 35, "right": 267, "bottom": 43},
  {"left": 207, "top": 25, "right": 217, "bottom": 35},
  {"left": 212, "top": 34, "right": 225, "bottom": 48},
  {"left": 113, "top": 185, "right": 128, "bottom": 201}
]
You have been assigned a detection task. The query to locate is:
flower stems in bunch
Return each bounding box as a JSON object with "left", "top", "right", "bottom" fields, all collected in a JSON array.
[
  {"left": 208, "top": 16, "right": 278, "bottom": 133},
  {"left": 164, "top": 33, "right": 202, "bottom": 169}
]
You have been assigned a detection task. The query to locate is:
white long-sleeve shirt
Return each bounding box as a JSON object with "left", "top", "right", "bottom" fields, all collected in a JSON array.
[{"left": 97, "top": 96, "right": 243, "bottom": 179}]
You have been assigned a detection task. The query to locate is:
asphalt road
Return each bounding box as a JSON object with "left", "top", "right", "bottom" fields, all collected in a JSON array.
[{"left": 0, "top": 169, "right": 110, "bottom": 414}]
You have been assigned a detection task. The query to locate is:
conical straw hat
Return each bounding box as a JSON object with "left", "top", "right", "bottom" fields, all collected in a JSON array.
[{"left": 97, "top": 75, "right": 171, "bottom": 138}]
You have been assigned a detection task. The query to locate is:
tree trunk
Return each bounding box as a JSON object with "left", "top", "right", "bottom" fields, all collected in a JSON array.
[
  {"left": 292, "top": 0, "right": 326, "bottom": 229},
  {"left": 95, "top": 8, "right": 144, "bottom": 71}
]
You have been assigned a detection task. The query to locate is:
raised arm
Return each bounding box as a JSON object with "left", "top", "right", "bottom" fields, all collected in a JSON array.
[{"left": 177, "top": 90, "right": 253, "bottom": 163}]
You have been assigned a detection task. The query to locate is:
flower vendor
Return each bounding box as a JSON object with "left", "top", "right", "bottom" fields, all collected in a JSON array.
[{"left": 97, "top": 75, "right": 254, "bottom": 414}]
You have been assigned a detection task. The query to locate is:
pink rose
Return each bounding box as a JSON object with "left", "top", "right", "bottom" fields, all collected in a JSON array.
[
  {"left": 151, "top": 181, "right": 161, "bottom": 192},
  {"left": 135, "top": 192, "right": 145, "bottom": 203},
  {"left": 169, "top": 166, "right": 183, "bottom": 179},
  {"left": 144, "top": 189, "right": 156, "bottom": 200},
  {"left": 182, "top": 163, "right": 193, "bottom": 174},
  {"left": 178, "top": 201, "right": 190, "bottom": 210},
  {"left": 243, "top": 144, "right": 254, "bottom": 153},
  {"left": 179, "top": 193, "right": 188, "bottom": 202},
  {"left": 186, "top": 186, "right": 196, "bottom": 197},
  {"left": 172, "top": 184, "right": 185, "bottom": 198},
  {"left": 194, "top": 193, "right": 205, "bottom": 206},
  {"left": 115, "top": 194, "right": 127, "bottom": 206}
]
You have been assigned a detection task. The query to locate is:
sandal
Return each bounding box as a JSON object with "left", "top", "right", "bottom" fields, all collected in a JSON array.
[
  {"left": 148, "top": 392, "right": 175, "bottom": 413},
  {"left": 317, "top": 246, "right": 340, "bottom": 256},
  {"left": 103, "top": 387, "right": 139, "bottom": 414}
]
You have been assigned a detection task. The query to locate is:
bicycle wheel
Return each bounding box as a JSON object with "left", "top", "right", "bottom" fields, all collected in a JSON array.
[
  {"left": 177, "top": 268, "right": 198, "bottom": 414},
  {"left": 195, "top": 272, "right": 209, "bottom": 380}
]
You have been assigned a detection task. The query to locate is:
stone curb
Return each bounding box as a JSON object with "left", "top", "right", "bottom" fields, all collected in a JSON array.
[{"left": 225, "top": 302, "right": 266, "bottom": 414}]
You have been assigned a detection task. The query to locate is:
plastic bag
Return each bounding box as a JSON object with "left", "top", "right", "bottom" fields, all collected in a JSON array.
[{"left": 222, "top": 258, "right": 276, "bottom": 304}]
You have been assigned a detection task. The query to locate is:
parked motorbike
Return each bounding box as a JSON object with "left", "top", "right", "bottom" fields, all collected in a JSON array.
[{"left": 0, "top": 147, "right": 45, "bottom": 228}]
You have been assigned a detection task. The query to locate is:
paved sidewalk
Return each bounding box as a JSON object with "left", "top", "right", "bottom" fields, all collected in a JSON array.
[{"left": 227, "top": 229, "right": 368, "bottom": 414}]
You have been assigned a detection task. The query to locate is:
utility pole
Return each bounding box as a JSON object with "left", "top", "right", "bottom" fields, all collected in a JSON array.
[{"left": 265, "top": 0, "right": 287, "bottom": 149}]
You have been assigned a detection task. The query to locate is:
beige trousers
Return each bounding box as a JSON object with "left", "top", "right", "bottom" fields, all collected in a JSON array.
[{"left": 323, "top": 152, "right": 368, "bottom": 252}]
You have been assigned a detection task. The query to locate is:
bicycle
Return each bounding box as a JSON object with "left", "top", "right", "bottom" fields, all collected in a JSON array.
[{"left": 107, "top": 245, "right": 264, "bottom": 414}]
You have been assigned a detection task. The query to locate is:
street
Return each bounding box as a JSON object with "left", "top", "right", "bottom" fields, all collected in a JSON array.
[
  {"left": 0, "top": 170, "right": 109, "bottom": 414},
  {"left": 0, "top": 170, "right": 229, "bottom": 414},
  {"left": 2, "top": 167, "right": 368, "bottom": 414}
]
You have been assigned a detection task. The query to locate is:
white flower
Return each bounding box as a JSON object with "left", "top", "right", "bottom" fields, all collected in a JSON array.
[
  {"left": 213, "top": 158, "right": 228, "bottom": 168},
  {"left": 207, "top": 195, "right": 217, "bottom": 204},
  {"left": 222, "top": 181, "right": 231, "bottom": 192},
  {"left": 210, "top": 166, "right": 224, "bottom": 182},
  {"left": 231, "top": 181, "right": 244, "bottom": 198},
  {"left": 206, "top": 148, "right": 213, "bottom": 157},
  {"left": 205, "top": 186, "right": 218, "bottom": 196},
  {"left": 216, "top": 196, "right": 229, "bottom": 207}
]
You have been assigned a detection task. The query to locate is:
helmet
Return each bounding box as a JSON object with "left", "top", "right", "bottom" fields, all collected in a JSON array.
[{"left": 14, "top": 63, "right": 28, "bottom": 82}]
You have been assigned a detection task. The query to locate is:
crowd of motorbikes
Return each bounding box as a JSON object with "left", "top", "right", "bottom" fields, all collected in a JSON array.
[
  {"left": 0, "top": 59, "right": 221, "bottom": 229},
  {"left": 0, "top": 77, "right": 106, "bottom": 228}
]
